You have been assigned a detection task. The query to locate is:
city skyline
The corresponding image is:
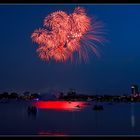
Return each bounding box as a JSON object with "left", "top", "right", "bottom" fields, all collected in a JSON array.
[{"left": 0, "top": 4, "right": 140, "bottom": 95}]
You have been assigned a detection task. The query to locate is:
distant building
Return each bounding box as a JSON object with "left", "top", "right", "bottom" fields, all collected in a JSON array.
[
  {"left": 131, "top": 85, "right": 139, "bottom": 97},
  {"left": 67, "top": 89, "right": 76, "bottom": 96}
]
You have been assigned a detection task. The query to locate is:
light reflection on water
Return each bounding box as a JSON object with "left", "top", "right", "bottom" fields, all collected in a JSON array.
[
  {"left": 32, "top": 100, "right": 87, "bottom": 111},
  {"left": 131, "top": 103, "right": 135, "bottom": 128},
  {"left": 38, "top": 131, "right": 66, "bottom": 136},
  {"left": 0, "top": 101, "right": 140, "bottom": 135}
]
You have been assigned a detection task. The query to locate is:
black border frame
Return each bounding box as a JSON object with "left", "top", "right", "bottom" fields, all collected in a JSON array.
[{"left": 0, "top": 1, "right": 140, "bottom": 139}]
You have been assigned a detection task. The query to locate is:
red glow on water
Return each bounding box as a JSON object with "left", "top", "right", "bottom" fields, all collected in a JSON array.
[
  {"left": 33, "top": 100, "right": 86, "bottom": 111},
  {"left": 38, "top": 131, "right": 66, "bottom": 136}
]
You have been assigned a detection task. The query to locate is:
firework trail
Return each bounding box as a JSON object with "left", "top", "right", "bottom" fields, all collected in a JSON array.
[{"left": 31, "top": 7, "right": 104, "bottom": 63}]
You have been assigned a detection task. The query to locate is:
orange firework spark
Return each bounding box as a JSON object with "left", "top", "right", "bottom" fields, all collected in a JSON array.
[{"left": 31, "top": 7, "right": 104, "bottom": 63}]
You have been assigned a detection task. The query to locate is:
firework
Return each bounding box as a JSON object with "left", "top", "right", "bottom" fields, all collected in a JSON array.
[{"left": 31, "top": 7, "right": 104, "bottom": 62}]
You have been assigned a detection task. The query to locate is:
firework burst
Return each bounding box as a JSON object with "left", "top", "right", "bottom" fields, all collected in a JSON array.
[{"left": 31, "top": 7, "right": 104, "bottom": 63}]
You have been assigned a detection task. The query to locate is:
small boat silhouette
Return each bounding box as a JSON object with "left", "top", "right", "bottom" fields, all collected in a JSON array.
[{"left": 75, "top": 105, "right": 80, "bottom": 108}]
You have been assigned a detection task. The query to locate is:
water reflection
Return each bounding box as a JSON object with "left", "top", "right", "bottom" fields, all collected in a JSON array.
[
  {"left": 38, "top": 131, "right": 66, "bottom": 136},
  {"left": 1, "top": 101, "right": 140, "bottom": 135},
  {"left": 32, "top": 100, "right": 87, "bottom": 111},
  {"left": 95, "top": 111, "right": 99, "bottom": 129},
  {"left": 27, "top": 105, "right": 38, "bottom": 117},
  {"left": 131, "top": 103, "right": 135, "bottom": 128}
]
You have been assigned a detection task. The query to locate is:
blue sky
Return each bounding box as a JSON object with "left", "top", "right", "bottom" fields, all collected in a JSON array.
[{"left": 0, "top": 4, "right": 140, "bottom": 95}]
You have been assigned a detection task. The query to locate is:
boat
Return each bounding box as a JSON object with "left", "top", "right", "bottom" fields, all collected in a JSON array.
[{"left": 75, "top": 105, "right": 80, "bottom": 108}]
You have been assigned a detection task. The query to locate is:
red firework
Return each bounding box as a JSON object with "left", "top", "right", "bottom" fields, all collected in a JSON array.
[{"left": 31, "top": 7, "right": 104, "bottom": 63}]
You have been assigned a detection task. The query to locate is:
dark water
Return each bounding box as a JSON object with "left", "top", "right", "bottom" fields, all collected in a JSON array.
[{"left": 0, "top": 99, "right": 140, "bottom": 136}]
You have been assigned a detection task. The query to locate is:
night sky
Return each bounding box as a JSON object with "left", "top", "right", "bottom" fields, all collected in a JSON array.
[{"left": 0, "top": 4, "right": 140, "bottom": 95}]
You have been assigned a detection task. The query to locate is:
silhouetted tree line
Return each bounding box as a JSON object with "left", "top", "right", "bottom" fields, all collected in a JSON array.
[
  {"left": 0, "top": 92, "right": 40, "bottom": 100},
  {"left": 58, "top": 91, "right": 140, "bottom": 102}
]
